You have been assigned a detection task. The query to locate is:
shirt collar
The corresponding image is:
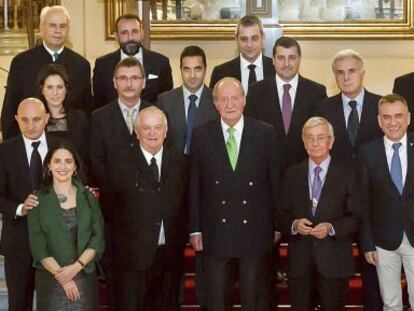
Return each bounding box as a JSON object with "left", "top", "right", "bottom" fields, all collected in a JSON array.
[
  {"left": 120, "top": 47, "right": 143, "bottom": 62},
  {"left": 118, "top": 98, "right": 140, "bottom": 112},
  {"left": 43, "top": 42, "right": 64, "bottom": 57},
  {"left": 276, "top": 73, "right": 299, "bottom": 91},
  {"left": 182, "top": 85, "right": 204, "bottom": 103},
  {"left": 384, "top": 133, "right": 407, "bottom": 150},
  {"left": 240, "top": 53, "right": 263, "bottom": 69},
  {"left": 221, "top": 115, "right": 244, "bottom": 134},
  {"left": 22, "top": 132, "right": 47, "bottom": 150},
  {"left": 140, "top": 145, "right": 163, "bottom": 165},
  {"left": 308, "top": 155, "right": 331, "bottom": 173},
  {"left": 342, "top": 88, "right": 365, "bottom": 108}
]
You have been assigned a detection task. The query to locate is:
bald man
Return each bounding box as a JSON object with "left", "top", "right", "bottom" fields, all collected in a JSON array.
[{"left": 0, "top": 98, "right": 60, "bottom": 311}]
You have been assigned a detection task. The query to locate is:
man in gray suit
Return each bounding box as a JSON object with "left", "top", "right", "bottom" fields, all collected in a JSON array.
[{"left": 158, "top": 45, "right": 219, "bottom": 154}]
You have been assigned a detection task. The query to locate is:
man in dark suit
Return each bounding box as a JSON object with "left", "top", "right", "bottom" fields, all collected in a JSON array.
[
  {"left": 209, "top": 15, "right": 275, "bottom": 94},
  {"left": 112, "top": 106, "right": 188, "bottom": 311},
  {"left": 0, "top": 98, "right": 59, "bottom": 311},
  {"left": 316, "top": 49, "right": 383, "bottom": 165},
  {"left": 1, "top": 5, "right": 92, "bottom": 140},
  {"left": 359, "top": 94, "right": 414, "bottom": 310},
  {"left": 89, "top": 57, "right": 151, "bottom": 310},
  {"left": 93, "top": 13, "right": 173, "bottom": 108},
  {"left": 245, "top": 36, "right": 327, "bottom": 171},
  {"left": 393, "top": 72, "right": 414, "bottom": 131},
  {"left": 315, "top": 49, "right": 383, "bottom": 311},
  {"left": 189, "top": 77, "right": 280, "bottom": 311},
  {"left": 158, "top": 45, "right": 218, "bottom": 310},
  {"left": 279, "top": 116, "right": 360, "bottom": 310}
]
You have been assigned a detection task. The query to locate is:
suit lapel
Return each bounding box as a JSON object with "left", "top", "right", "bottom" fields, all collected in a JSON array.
[
  {"left": 177, "top": 87, "right": 187, "bottom": 130},
  {"left": 233, "top": 57, "right": 242, "bottom": 82},
  {"left": 16, "top": 137, "right": 31, "bottom": 192},
  {"left": 212, "top": 120, "right": 235, "bottom": 174},
  {"left": 235, "top": 119, "right": 254, "bottom": 173},
  {"left": 357, "top": 90, "right": 376, "bottom": 143},
  {"left": 403, "top": 134, "right": 414, "bottom": 197},
  {"left": 298, "top": 161, "right": 313, "bottom": 218},
  {"left": 270, "top": 80, "right": 285, "bottom": 137},
  {"left": 289, "top": 77, "right": 308, "bottom": 136},
  {"left": 111, "top": 101, "right": 134, "bottom": 138},
  {"left": 195, "top": 86, "right": 215, "bottom": 126},
  {"left": 314, "top": 160, "right": 336, "bottom": 218}
]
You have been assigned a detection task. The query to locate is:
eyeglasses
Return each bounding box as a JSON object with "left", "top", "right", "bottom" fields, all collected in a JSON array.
[
  {"left": 115, "top": 75, "right": 144, "bottom": 83},
  {"left": 303, "top": 135, "right": 331, "bottom": 144}
]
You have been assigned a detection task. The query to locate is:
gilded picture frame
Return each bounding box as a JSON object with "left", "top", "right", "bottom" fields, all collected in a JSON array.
[{"left": 105, "top": 0, "right": 414, "bottom": 40}]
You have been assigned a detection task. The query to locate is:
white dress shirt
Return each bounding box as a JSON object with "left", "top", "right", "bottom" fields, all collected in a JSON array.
[
  {"left": 118, "top": 99, "right": 141, "bottom": 125},
  {"left": 276, "top": 73, "right": 299, "bottom": 109},
  {"left": 182, "top": 85, "right": 204, "bottom": 120},
  {"left": 384, "top": 134, "right": 408, "bottom": 186},
  {"left": 220, "top": 116, "right": 244, "bottom": 155},
  {"left": 43, "top": 42, "right": 64, "bottom": 61},
  {"left": 140, "top": 146, "right": 165, "bottom": 245},
  {"left": 240, "top": 53, "right": 264, "bottom": 94},
  {"left": 341, "top": 89, "right": 365, "bottom": 127}
]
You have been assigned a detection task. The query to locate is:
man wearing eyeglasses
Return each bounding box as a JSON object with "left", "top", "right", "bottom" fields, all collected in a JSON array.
[
  {"left": 89, "top": 57, "right": 152, "bottom": 310},
  {"left": 279, "top": 116, "right": 360, "bottom": 311}
]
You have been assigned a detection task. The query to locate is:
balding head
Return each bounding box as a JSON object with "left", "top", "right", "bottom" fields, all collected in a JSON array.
[{"left": 15, "top": 98, "right": 49, "bottom": 140}]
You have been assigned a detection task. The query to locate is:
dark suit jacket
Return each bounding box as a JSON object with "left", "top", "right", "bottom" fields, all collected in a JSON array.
[
  {"left": 157, "top": 85, "right": 219, "bottom": 152},
  {"left": 89, "top": 99, "right": 151, "bottom": 219},
  {"left": 358, "top": 133, "right": 414, "bottom": 252},
  {"left": 93, "top": 48, "right": 173, "bottom": 108},
  {"left": 1, "top": 45, "right": 92, "bottom": 140},
  {"left": 189, "top": 117, "right": 280, "bottom": 258},
  {"left": 0, "top": 134, "right": 59, "bottom": 259},
  {"left": 279, "top": 159, "right": 360, "bottom": 279},
  {"left": 393, "top": 72, "right": 414, "bottom": 132},
  {"left": 245, "top": 76, "right": 327, "bottom": 171},
  {"left": 315, "top": 90, "right": 383, "bottom": 165},
  {"left": 112, "top": 144, "right": 188, "bottom": 271},
  {"left": 209, "top": 55, "right": 275, "bottom": 88}
]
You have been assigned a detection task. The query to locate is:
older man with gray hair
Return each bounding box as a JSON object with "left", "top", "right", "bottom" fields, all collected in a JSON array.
[{"left": 1, "top": 5, "right": 92, "bottom": 140}]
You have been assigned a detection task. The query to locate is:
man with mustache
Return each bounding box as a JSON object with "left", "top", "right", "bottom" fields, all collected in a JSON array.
[{"left": 93, "top": 13, "right": 173, "bottom": 109}]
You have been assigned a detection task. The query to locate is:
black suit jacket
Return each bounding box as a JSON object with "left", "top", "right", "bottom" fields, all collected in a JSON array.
[
  {"left": 0, "top": 134, "right": 59, "bottom": 259},
  {"left": 393, "top": 72, "right": 414, "bottom": 132},
  {"left": 279, "top": 159, "right": 360, "bottom": 279},
  {"left": 315, "top": 90, "right": 383, "bottom": 165},
  {"left": 358, "top": 133, "right": 414, "bottom": 252},
  {"left": 1, "top": 45, "right": 92, "bottom": 140},
  {"left": 209, "top": 55, "right": 275, "bottom": 88},
  {"left": 245, "top": 76, "right": 327, "bottom": 171},
  {"left": 112, "top": 144, "right": 188, "bottom": 271},
  {"left": 93, "top": 48, "right": 173, "bottom": 108},
  {"left": 189, "top": 117, "right": 280, "bottom": 257},
  {"left": 157, "top": 85, "right": 219, "bottom": 152}
]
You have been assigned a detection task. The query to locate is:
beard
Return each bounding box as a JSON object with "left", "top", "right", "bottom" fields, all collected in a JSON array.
[{"left": 121, "top": 40, "right": 141, "bottom": 56}]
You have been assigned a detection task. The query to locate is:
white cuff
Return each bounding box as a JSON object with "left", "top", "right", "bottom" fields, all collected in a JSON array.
[{"left": 16, "top": 203, "right": 24, "bottom": 217}]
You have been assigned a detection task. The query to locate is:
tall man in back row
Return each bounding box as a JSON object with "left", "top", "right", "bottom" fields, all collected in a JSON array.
[
  {"left": 189, "top": 77, "right": 280, "bottom": 310},
  {"left": 209, "top": 15, "right": 275, "bottom": 94}
]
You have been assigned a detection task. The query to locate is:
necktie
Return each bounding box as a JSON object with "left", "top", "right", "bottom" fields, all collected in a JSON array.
[
  {"left": 53, "top": 52, "right": 59, "bottom": 62},
  {"left": 347, "top": 100, "right": 359, "bottom": 146},
  {"left": 248, "top": 64, "right": 257, "bottom": 86},
  {"left": 150, "top": 157, "right": 159, "bottom": 183},
  {"left": 226, "top": 127, "right": 238, "bottom": 171},
  {"left": 390, "top": 142, "right": 403, "bottom": 195},
  {"left": 281, "top": 84, "right": 292, "bottom": 134},
  {"left": 184, "top": 94, "right": 198, "bottom": 154},
  {"left": 125, "top": 108, "right": 135, "bottom": 134},
  {"left": 311, "top": 166, "right": 322, "bottom": 215},
  {"left": 30, "top": 141, "right": 43, "bottom": 189}
]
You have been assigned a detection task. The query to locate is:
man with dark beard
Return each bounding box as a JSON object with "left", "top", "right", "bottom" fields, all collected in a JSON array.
[{"left": 93, "top": 14, "right": 173, "bottom": 108}]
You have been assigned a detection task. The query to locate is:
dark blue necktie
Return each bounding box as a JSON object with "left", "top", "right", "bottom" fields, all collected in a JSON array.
[
  {"left": 390, "top": 142, "right": 403, "bottom": 195},
  {"left": 184, "top": 94, "right": 198, "bottom": 154}
]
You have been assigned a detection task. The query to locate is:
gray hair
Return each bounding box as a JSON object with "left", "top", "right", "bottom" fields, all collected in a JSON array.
[
  {"left": 212, "top": 77, "right": 245, "bottom": 100},
  {"left": 135, "top": 106, "right": 168, "bottom": 128},
  {"left": 40, "top": 5, "right": 70, "bottom": 27},
  {"left": 332, "top": 49, "right": 364, "bottom": 72},
  {"left": 302, "top": 116, "right": 334, "bottom": 138}
]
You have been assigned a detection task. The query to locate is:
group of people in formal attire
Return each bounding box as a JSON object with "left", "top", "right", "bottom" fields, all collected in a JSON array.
[{"left": 0, "top": 4, "right": 414, "bottom": 311}]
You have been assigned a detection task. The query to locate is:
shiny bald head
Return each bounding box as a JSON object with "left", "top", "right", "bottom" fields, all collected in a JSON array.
[{"left": 15, "top": 98, "right": 49, "bottom": 140}]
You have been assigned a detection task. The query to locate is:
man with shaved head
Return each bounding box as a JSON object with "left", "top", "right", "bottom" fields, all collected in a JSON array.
[
  {"left": 1, "top": 5, "right": 92, "bottom": 140},
  {"left": 189, "top": 77, "right": 280, "bottom": 310},
  {"left": 0, "top": 98, "right": 60, "bottom": 310}
]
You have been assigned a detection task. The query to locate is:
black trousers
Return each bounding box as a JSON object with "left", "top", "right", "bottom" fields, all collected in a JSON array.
[
  {"left": 116, "top": 246, "right": 182, "bottom": 311},
  {"left": 4, "top": 253, "right": 35, "bottom": 311},
  {"left": 204, "top": 251, "right": 273, "bottom": 311},
  {"left": 288, "top": 264, "right": 348, "bottom": 311}
]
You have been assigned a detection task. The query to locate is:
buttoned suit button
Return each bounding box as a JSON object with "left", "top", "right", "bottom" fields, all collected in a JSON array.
[
  {"left": 242, "top": 200, "right": 247, "bottom": 205},
  {"left": 221, "top": 200, "right": 226, "bottom": 205},
  {"left": 249, "top": 181, "right": 253, "bottom": 186},
  {"left": 222, "top": 218, "right": 226, "bottom": 223},
  {"left": 243, "top": 220, "right": 248, "bottom": 224},
  {"left": 215, "top": 180, "right": 219, "bottom": 185}
]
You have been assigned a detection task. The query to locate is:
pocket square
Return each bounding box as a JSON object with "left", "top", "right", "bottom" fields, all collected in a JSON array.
[{"left": 148, "top": 73, "right": 159, "bottom": 80}]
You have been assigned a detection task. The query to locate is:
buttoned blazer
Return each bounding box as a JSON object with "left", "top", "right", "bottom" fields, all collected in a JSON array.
[
  {"left": 393, "top": 72, "right": 414, "bottom": 132},
  {"left": 208, "top": 55, "right": 275, "bottom": 89},
  {"left": 93, "top": 48, "right": 173, "bottom": 109},
  {"left": 189, "top": 117, "right": 280, "bottom": 257},
  {"left": 111, "top": 144, "right": 188, "bottom": 271},
  {"left": 279, "top": 159, "right": 360, "bottom": 279},
  {"left": 0, "top": 134, "right": 60, "bottom": 258},
  {"left": 157, "top": 85, "right": 219, "bottom": 152},
  {"left": 315, "top": 90, "right": 383, "bottom": 165},
  {"left": 1, "top": 45, "right": 92, "bottom": 140},
  {"left": 245, "top": 76, "right": 327, "bottom": 171},
  {"left": 358, "top": 133, "right": 414, "bottom": 252}
]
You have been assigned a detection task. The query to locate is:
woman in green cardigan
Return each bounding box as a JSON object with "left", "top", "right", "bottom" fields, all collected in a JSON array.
[{"left": 28, "top": 142, "right": 104, "bottom": 310}]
